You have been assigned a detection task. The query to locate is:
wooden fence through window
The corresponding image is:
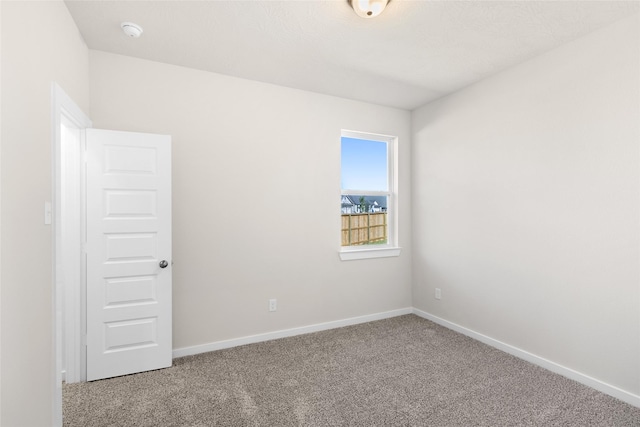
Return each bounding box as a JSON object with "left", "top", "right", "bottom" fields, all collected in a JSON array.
[{"left": 341, "top": 213, "right": 387, "bottom": 246}]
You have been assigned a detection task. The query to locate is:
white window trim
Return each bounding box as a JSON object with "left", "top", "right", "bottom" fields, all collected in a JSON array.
[
  {"left": 340, "top": 130, "right": 401, "bottom": 261},
  {"left": 339, "top": 246, "right": 402, "bottom": 261}
]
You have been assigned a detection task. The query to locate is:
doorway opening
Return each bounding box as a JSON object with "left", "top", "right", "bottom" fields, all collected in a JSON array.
[
  {"left": 52, "top": 83, "right": 173, "bottom": 424},
  {"left": 52, "top": 83, "right": 91, "bottom": 425}
]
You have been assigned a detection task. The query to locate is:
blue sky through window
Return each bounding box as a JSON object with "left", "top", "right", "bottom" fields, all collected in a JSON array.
[{"left": 341, "top": 137, "right": 387, "bottom": 191}]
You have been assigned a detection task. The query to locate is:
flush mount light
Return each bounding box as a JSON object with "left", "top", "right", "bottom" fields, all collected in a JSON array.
[
  {"left": 348, "top": 0, "right": 390, "bottom": 18},
  {"left": 121, "top": 22, "right": 143, "bottom": 38}
]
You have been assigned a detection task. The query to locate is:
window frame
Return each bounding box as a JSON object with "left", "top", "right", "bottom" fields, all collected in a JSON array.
[{"left": 339, "top": 130, "right": 401, "bottom": 261}]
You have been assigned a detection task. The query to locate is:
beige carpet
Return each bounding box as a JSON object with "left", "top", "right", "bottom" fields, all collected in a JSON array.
[{"left": 64, "top": 315, "right": 640, "bottom": 426}]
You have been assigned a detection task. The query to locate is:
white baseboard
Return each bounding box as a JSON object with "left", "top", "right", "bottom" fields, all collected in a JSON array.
[
  {"left": 412, "top": 308, "right": 640, "bottom": 408},
  {"left": 172, "top": 307, "right": 413, "bottom": 359}
]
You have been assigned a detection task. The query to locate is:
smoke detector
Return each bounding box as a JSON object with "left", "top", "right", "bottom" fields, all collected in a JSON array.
[{"left": 121, "top": 22, "right": 143, "bottom": 38}]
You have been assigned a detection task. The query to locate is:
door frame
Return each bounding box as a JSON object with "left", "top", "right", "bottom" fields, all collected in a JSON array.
[{"left": 52, "top": 83, "right": 91, "bottom": 425}]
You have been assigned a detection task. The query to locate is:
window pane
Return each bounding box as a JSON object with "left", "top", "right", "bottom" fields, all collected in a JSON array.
[
  {"left": 340, "top": 195, "right": 388, "bottom": 246},
  {"left": 341, "top": 137, "right": 388, "bottom": 191}
]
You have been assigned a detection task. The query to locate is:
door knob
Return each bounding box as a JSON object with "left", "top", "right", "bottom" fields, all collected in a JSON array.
[{"left": 159, "top": 260, "right": 169, "bottom": 268}]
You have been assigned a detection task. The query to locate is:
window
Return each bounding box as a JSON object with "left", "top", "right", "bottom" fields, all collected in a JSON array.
[{"left": 340, "top": 130, "right": 400, "bottom": 260}]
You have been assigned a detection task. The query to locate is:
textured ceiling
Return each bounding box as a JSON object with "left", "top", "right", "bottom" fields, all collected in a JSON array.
[{"left": 64, "top": 0, "right": 639, "bottom": 110}]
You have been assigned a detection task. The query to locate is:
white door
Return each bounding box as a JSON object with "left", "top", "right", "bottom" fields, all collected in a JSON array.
[{"left": 86, "top": 128, "right": 172, "bottom": 381}]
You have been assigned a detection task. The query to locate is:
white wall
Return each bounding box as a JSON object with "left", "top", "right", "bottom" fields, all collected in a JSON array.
[
  {"left": 0, "top": 4, "right": 3, "bottom": 422},
  {"left": 411, "top": 14, "right": 640, "bottom": 397},
  {"left": 0, "top": 1, "right": 90, "bottom": 425},
  {"left": 89, "top": 50, "right": 413, "bottom": 351}
]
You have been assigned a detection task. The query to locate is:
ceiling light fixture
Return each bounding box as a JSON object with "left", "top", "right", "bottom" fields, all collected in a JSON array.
[
  {"left": 348, "top": 0, "right": 390, "bottom": 18},
  {"left": 121, "top": 22, "right": 143, "bottom": 38}
]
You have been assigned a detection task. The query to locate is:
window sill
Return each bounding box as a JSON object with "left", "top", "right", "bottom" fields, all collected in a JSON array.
[{"left": 339, "top": 246, "right": 402, "bottom": 261}]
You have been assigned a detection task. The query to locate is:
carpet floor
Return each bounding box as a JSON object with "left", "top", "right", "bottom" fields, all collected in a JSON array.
[{"left": 64, "top": 315, "right": 640, "bottom": 426}]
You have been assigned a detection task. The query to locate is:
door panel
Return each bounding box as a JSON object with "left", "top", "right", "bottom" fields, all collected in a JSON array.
[{"left": 86, "top": 128, "right": 171, "bottom": 381}]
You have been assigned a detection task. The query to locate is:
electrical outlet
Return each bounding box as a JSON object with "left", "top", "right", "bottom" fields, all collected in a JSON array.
[
  {"left": 435, "top": 288, "right": 442, "bottom": 300},
  {"left": 269, "top": 298, "right": 277, "bottom": 312}
]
